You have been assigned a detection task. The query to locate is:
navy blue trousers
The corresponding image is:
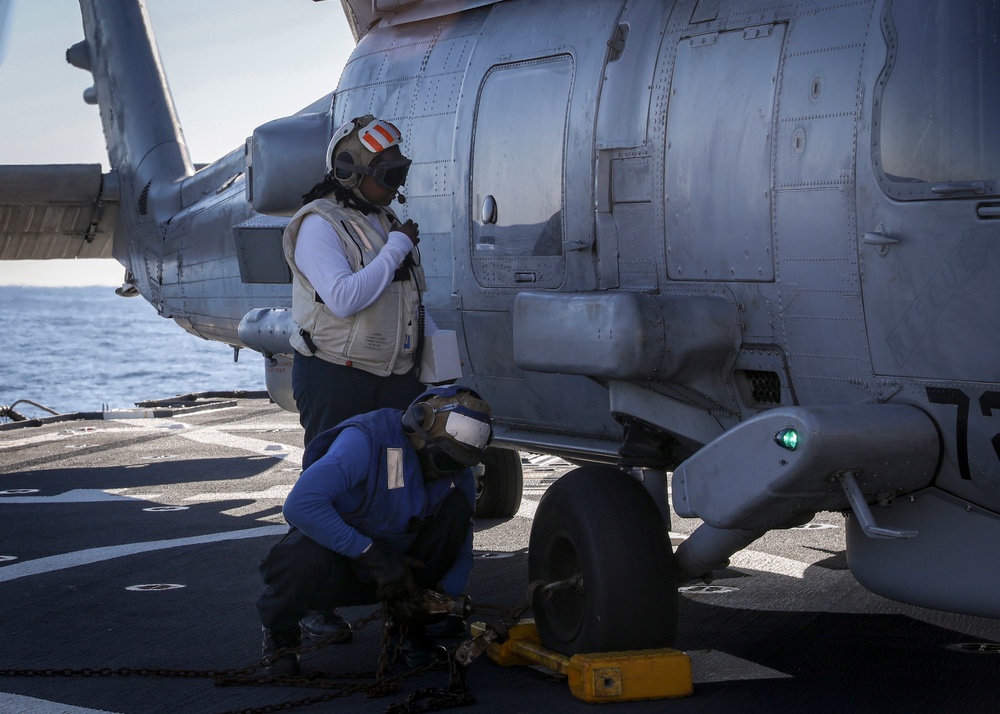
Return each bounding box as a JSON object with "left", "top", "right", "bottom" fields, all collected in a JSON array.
[{"left": 292, "top": 352, "right": 424, "bottom": 447}]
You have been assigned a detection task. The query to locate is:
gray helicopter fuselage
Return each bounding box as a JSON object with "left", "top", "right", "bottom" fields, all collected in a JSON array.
[{"left": 73, "top": 0, "right": 1000, "bottom": 617}]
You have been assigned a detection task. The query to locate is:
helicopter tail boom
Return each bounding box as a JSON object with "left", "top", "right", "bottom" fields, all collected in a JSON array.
[{"left": 75, "top": 0, "right": 192, "bottom": 220}]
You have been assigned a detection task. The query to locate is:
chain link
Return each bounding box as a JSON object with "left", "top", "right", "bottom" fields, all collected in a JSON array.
[
  {"left": 385, "top": 651, "right": 475, "bottom": 714},
  {"left": 0, "top": 597, "right": 527, "bottom": 714}
]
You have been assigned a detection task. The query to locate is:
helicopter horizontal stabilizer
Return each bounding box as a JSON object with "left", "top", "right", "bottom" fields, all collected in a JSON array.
[{"left": 0, "top": 164, "right": 117, "bottom": 260}]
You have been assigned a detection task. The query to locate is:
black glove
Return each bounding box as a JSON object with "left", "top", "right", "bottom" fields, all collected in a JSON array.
[
  {"left": 390, "top": 219, "right": 420, "bottom": 247},
  {"left": 356, "top": 542, "right": 421, "bottom": 610}
]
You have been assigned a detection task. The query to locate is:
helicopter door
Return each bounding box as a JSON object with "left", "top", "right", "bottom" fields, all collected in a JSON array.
[
  {"left": 470, "top": 55, "right": 573, "bottom": 290},
  {"left": 859, "top": 0, "right": 1000, "bottom": 384}
]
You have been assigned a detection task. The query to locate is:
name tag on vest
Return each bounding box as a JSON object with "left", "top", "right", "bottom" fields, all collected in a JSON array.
[{"left": 387, "top": 448, "right": 405, "bottom": 490}]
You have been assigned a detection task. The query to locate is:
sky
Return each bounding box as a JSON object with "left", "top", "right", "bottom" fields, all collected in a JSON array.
[{"left": 0, "top": 0, "right": 355, "bottom": 286}]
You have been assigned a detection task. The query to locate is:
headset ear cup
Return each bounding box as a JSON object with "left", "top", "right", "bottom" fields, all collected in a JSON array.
[{"left": 334, "top": 150, "right": 360, "bottom": 185}]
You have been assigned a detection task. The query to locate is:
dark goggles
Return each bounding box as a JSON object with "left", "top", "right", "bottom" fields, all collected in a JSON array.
[
  {"left": 334, "top": 156, "right": 411, "bottom": 190},
  {"left": 369, "top": 158, "right": 411, "bottom": 190}
]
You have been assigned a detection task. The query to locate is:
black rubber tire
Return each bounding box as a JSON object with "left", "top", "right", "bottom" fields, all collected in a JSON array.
[
  {"left": 474, "top": 447, "right": 524, "bottom": 518},
  {"left": 528, "top": 465, "right": 678, "bottom": 654}
]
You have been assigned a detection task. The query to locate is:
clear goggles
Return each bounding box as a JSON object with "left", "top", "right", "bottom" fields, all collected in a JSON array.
[
  {"left": 440, "top": 408, "right": 492, "bottom": 452},
  {"left": 427, "top": 404, "right": 493, "bottom": 470}
]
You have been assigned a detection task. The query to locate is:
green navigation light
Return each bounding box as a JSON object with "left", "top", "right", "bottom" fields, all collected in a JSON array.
[{"left": 774, "top": 427, "right": 798, "bottom": 451}]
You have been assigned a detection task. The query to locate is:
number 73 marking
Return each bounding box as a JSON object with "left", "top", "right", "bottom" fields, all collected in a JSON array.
[{"left": 926, "top": 387, "right": 1000, "bottom": 481}]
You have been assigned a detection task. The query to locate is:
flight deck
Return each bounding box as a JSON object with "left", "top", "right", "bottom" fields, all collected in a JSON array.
[{"left": 2, "top": 396, "right": 999, "bottom": 714}]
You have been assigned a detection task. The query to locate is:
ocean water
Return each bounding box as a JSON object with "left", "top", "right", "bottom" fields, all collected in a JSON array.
[{"left": 0, "top": 286, "right": 266, "bottom": 418}]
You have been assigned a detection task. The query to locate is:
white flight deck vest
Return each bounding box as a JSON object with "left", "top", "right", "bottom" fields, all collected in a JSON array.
[{"left": 283, "top": 198, "right": 426, "bottom": 376}]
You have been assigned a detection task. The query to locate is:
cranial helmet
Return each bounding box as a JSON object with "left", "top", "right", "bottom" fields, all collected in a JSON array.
[
  {"left": 402, "top": 385, "right": 493, "bottom": 478},
  {"left": 325, "top": 115, "right": 411, "bottom": 193}
]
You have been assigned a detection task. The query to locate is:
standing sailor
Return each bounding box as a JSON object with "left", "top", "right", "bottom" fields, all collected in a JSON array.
[{"left": 284, "top": 114, "right": 431, "bottom": 448}]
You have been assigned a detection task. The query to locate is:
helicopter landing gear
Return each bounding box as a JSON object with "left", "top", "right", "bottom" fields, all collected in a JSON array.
[
  {"left": 527, "top": 465, "right": 678, "bottom": 655},
  {"left": 474, "top": 446, "right": 524, "bottom": 518}
]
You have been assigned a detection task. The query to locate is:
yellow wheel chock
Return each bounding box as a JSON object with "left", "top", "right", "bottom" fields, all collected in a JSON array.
[{"left": 472, "top": 620, "right": 693, "bottom": 703}]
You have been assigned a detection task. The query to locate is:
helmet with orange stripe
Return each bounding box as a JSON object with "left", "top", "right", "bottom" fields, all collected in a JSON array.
[{"left": 325, "top": 115, "right": 412, "bottom": 194}]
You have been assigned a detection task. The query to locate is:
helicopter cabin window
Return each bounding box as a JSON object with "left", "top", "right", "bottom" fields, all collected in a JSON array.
[
  {"left": 875, "top": 1, "right": 1000, "bottom": 199},
  {"left": 471, "top": 55, "right": 572, "bottom": 289}
]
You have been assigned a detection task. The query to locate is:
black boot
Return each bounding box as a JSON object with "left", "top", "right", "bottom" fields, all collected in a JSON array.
[
  {"left": 261, "top": 625, "right": 301, "bottom": 677},
  {"left": 300, "top": 610, "right": 353, "bottom": 644},
  {"left": 389, "top": 619, "right": 448, "bottom": 668}
]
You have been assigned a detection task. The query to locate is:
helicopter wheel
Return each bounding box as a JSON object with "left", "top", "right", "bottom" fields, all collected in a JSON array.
[
  {"left": 474, "top": 447, "right": 523, "bottom": 518},
  {"left": 528, "top": 465, "right": 678, "bottom": 654}
]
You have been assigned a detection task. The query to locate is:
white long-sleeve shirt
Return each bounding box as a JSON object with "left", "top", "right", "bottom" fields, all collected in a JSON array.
[
  {"left": 293, "top": 212, "right": 438, "bottom": 330},
  {"left": 294, "top": 212, "right": 409, "bottom": 318}
]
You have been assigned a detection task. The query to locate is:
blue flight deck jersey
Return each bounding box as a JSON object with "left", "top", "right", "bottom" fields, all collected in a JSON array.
[{"left": 282, "top": 408, "right": 475, "bottom": 596}]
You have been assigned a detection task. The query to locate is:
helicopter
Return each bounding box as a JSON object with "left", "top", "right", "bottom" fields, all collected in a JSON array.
[{"left": 1, "top": 0, "right": 999, "bottom": 657}]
